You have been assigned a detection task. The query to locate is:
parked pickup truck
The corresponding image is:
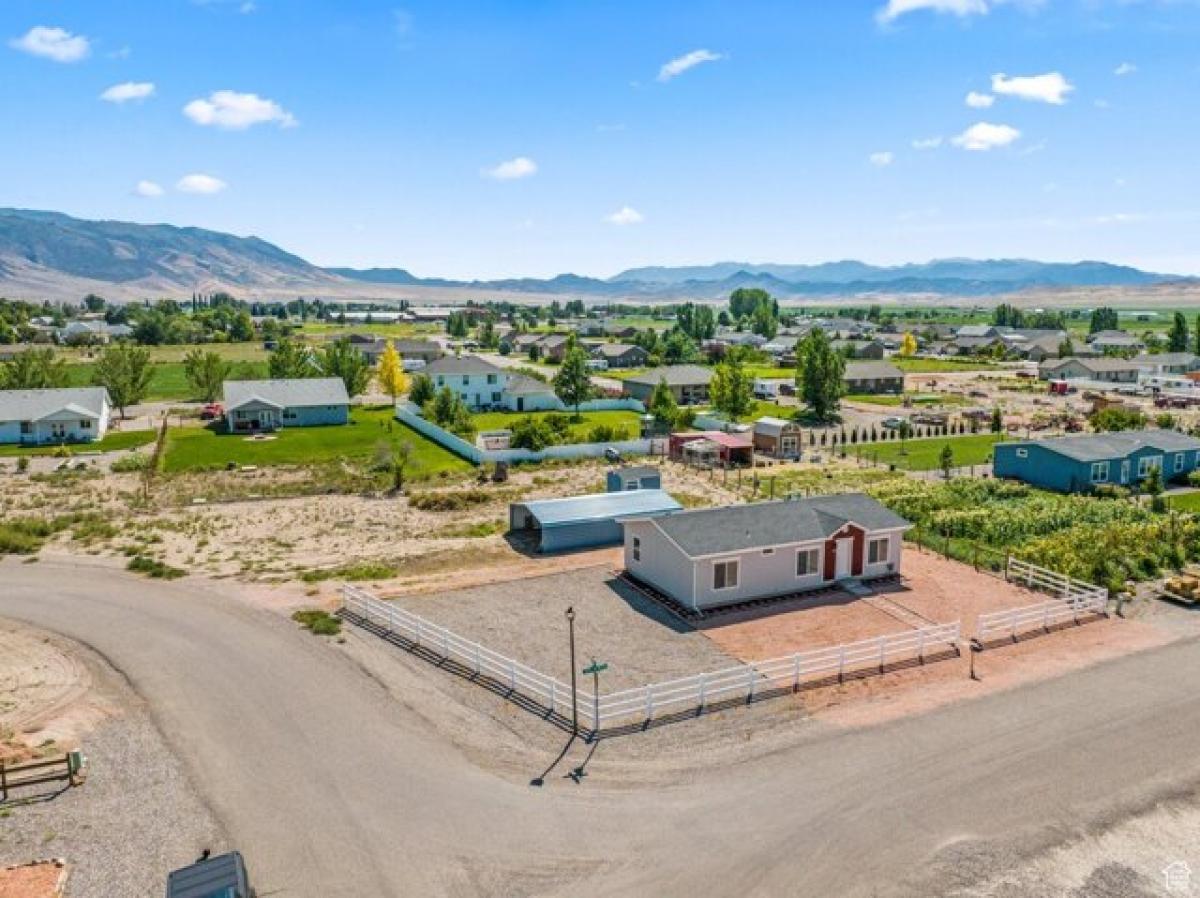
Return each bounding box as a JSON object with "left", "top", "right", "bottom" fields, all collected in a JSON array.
[{"left": 167, "top": 851, "right": 255, "bottom": 898}]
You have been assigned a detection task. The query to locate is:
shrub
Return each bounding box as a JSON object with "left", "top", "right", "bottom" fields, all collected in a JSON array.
[
  {"left": 408, "top": 488, "right": 497, "bottom": 511},
  {"left": 300, "top": 561, "right": 398, "bottom": 582},
  {"left": 292, "top": 608, "right": 342, "bottom": 636},
  {"left": 111, "top": 452, "right": 150, "bottom": 473},
  {"left": 126, "top": 555, "right": 186, "bottom": 579},
  {"left": 16, "top": 456, "right": 29, "bottom": 473},
  {"left": 510, "top": 416, "right": 556, "bottom": 451}
]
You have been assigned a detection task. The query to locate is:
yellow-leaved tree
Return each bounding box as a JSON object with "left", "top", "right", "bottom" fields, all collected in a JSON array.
[
  {"left": 378, "top": 341, "right": 409, "bottom": 401},
  {"left": 899, "top": 332, "right": 918, "bottom": 357}
]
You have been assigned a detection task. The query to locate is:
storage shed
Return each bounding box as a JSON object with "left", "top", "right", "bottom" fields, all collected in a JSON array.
[
  {"left": 606, "top": 465, "right": 663, "bottom": 492},
  {"left": 509, "top": 489, "right": 682, "bottom": 553}
]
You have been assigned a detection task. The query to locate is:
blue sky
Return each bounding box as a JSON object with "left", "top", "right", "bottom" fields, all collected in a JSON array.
[{"left": 3, "top": 0, "right": 1199, "bottom": 278}]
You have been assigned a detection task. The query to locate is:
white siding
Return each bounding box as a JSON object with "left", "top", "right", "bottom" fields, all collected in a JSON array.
[
  {"left": 623, "top": 520, "right": 696, "bottom": 610},
  {"left": 691, "top": 539, "right": 826, "bottom": 611}
]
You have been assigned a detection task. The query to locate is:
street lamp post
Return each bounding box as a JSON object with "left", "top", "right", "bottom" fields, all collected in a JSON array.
[{"left": 565, "top": 606, "right": 578, "bottom": 735}]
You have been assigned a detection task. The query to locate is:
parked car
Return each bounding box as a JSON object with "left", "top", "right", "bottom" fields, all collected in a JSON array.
[
  {"left": 881, "top": 416, "right": 907, "bottom": 429},
  {"left": 604, "top": 447, "right": 623, "bottom": 463},
  {"left": 200, "top": 403, "right": 223, "bottom": 420}
]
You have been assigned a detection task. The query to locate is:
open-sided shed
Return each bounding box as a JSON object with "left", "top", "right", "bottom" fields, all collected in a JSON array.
[{"left": 509, "top": 489, "right": 682, "bottom": 553}]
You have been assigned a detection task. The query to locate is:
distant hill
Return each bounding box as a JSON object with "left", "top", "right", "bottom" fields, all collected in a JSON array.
[{"left": 0, "top": 207, "right": 1189, "bottom": 303}]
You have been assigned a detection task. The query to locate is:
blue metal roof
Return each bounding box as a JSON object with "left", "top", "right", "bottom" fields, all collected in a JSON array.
[{"left": 517, "top": 489, "right": 681, "bottom": 528}]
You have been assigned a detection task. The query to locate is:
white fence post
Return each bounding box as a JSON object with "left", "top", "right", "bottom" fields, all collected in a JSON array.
[
  {"left": 792, "top": 654, "right": 802, "bottom": 690},
  {"left": 698, "top": 674, "right": 707, "bottom": 708},
  {"left": 473, "top": 645, "right": 481, "bottom": 675},
  {"left": 878, "top": 635, "right": 887, "bottom": 672},
  {"left": 838, "top": 646, "right": 847, "bottom": 682},
  {"left": 508, "top": 660, "right": 516, "bottom": 691},
  {"left": 747, "top": 666, "right": 756, "bottom": 701},
  {"left": 645, "top": 685, "right": 654, "bottom": 720},
  {"left": 415, "top": 620, "right": 423, "bottom": 646}
]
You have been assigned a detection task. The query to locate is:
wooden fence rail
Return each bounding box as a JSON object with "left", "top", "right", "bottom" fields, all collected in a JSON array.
[{"left": 0, "top": 752, "right": 84, "bottom": 802}]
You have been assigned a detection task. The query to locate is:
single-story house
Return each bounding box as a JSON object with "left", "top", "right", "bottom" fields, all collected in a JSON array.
[
  {"left": 993, "top": 430, "right": 1200, "bottom": 493},
  {"left": 509, "top": 489, "right": 682, "bottom": 553},
  {"left": 422, "top": 355, "right": 559, "bottom": 411},
  {"left": 0, "top": 387, "right": 111, "bottom": 445},
  {"left": 501, "top": 332, "right": 543, "bottom": 354},
  {"left": 223, "top": 377, "right": 350, "bottom": 433},
  {"left": 831, "top": 339, "right": 887, "bottom": 360},
  {"left": 356, "top": 338, "right": 444, "bottom": 366},
  {"left": 1087, "top": 330, "right": 1144, "bottom": 353},
  {"left": 538, "top": 334, "right": 572, "bottom": 362},
  {"left": 753, "top": 416, "right": 803, "bottom": 459},
  {"left": 606, "top": 464, "right": 663, "bottom": 492},
  {"left": 622, "top": 493, "right": 911, "bottom": 612},
  {"left": 56, "top": 321, "right": 133, "bottom": 345},
  {"left": 1038, "top": 357, "right": 1140, "bottom": 383},
  {"left": 1132, "top": 352, "right": 1200, "bottom": 376},
  {"left": 843, "top": 361, "right": 904, "bottom": 395},
  {"left": 592, "top": 343, "right": 649, "bottom": 369},
  {"left": 669, "top": 430, "right": 754, "bottom": 467},
  {"left": 623, "top": 365, "right": 713, "bottom": 405}
]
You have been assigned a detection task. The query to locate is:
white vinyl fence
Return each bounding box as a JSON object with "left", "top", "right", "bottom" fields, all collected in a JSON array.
[
  {"left": 340, "top": 585, "right": 959, "bottom": 734},
  {"left": 979, "top": 558, "right": 1109, "bottom": 643}
]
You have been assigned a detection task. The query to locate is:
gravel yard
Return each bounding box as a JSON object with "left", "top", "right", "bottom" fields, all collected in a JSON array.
[{"left": 389, "top": 566, "right": 738, "bottom": 689}]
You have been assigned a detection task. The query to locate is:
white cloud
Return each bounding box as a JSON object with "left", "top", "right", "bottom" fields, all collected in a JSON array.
[
  {"left": 869, "top": 151, "right": 895, "bottom": 167},
  {"left": 965, "top": 90, "right": 995, "bottom": 108},
  {"left": 100, "top": 82, "right": 156, "bottom": 104},
  {"left": 134, "top": 180, "right": 164, "bottom": 197},
  {"left": 912, "top": 136, "right": 943, "bottom": 150},
  {"left": 876, "top": 0, "right": 987, "bottom": 25},
  {"left": 991, "top": 71, "right": 1074, "bottom": 104},
  {"left": 951, "top": 121, "right": 1021, "bottom": 151},
  {"left": 9, "top": 26, "right": 90, "bottom": 63},
  {"left": 483, "top": 156, "right": 538, "bottom": 180},
  {"left": 605, "top": 206, "right": 644, "bottom": 225},
  {"left": 1114, "top": 61, "right": 1137, "bottom": 76},
  {"left": 176, "top": 173, "right": 228, "bottom": 194},
  {"left": 183, "top": 90, "right": 297, "bottom": 130},
  {"left": 657, "top": 49, "right": 723, "bottom": 82}
]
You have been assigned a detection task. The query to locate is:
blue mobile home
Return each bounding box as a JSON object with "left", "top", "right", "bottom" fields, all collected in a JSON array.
[
  {"left": 993, "top": 430, "right": 1200, "bottom": 493},
  {"left": 606, "top": 465, "right": 663, "bottom": 492}
]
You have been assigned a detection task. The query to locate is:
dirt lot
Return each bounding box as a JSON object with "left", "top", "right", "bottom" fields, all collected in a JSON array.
[
  {"left": 389, "top": 566, "right": 738, "bottom": 689},
  {"left": 0, "top": 862, "right": 67, "bottom": 898}
]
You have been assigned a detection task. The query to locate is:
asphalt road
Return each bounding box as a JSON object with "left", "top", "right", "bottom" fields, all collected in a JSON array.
[{"left": 4, "top": 558, "right": 1200, "bottom": 896}]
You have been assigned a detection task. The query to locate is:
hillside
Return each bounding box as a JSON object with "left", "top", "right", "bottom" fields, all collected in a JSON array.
[{"left": 0, "top": 207, "right": 1191, "bottom": 304}]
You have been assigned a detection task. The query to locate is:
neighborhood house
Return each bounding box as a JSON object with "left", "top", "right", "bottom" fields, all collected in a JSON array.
[
  {"left": 622, "top": 493, "right": 911, "bottom": 612},
  {"left": 0, "top": 387, "right": 111, "bottom": 445},
  {"left": 843, "top": 361, "right": 904, "bottom": 395},
  {"left": 423, "top": 355, "right": 558, "bottom": 411},
  {"left": 752, "top": 416, "right": 803, "bottom": 459},
  {"left": 993, "top": 430, "right": 1200, "bottom": 493},
  {"left": 223, "top": 378, "right": 351, "bottom": 433},
  {"left": 1039, "top": 357, "right": 1140, "bottom": 383},
  {"left": 623, "top": 365, "right": 713, "bottom": 405}
]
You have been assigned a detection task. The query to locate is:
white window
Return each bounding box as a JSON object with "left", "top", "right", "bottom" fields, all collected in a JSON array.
[
  {"left": 461, "top": 375, "right": 470, "bottom": 385},
  {"left": 487, "top": 374, "right": 498, "bottom": 384},
  {"left": 713, "top": 560, "right": 739, "bottom": 590},
  {"left": 1138, "top": 456, "right": 1162, "bottom": 478},
  {"left": 492, "top": 392, "right": 502, "bottom": 402},
  {"left": 796, "top": 548, "right": 819, "bottom": 576},
  {"left": 1090, "top": 462, "right": 1109, "bottom": 483},
  {"left": 1176, "top": 453, "right": 1185, "bottom": 473},
  {"left": 1015, "top": 448, "right": 1028, "bottom": 459},
  {"left": 436, "top": 376, "right": 445, "bottom": 387},
  {"left": 79, "top": 419, "right": 92, "bottom": 429},
  {"left": 632, "top": 537, "right": 641, "bottom": 562},
  {"left": 867, "top": 537, "right": 890, "bottom": 565}
]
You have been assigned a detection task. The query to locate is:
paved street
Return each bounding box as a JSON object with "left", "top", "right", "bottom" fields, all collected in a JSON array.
[{"left": 4, "top": 558, "right": 1200, "bottom": 896}]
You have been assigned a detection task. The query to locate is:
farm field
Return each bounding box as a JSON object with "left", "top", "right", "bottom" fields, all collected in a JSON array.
[
  {"left": 296, "top": 322, "right": 441, "bottom": 339},
  {"left": 161, "top": 405, "right": 470, "bottom": 476},
  {"left": 0, "top": 428, "right": 156, "bottom": 457},
  {"left": 854, "top": 433, "right": 1007, "bottom": 470},
  {"left": 472, "top": 409, "right": 641, "bottom": 441}
]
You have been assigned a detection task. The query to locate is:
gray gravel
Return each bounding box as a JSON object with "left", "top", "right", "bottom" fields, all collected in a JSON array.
[{"left": 0, "top": 711, "right": 224, "bottom": 897}]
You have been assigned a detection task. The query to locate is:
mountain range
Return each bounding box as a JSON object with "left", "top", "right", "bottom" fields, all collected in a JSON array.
[{"left": 0, "top": 207, "right": 1190, "bottom": 304}]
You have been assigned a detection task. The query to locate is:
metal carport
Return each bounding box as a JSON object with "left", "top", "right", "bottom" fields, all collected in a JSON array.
[{"left": 509, "top": 489, "right": 682, "bottom": 553}]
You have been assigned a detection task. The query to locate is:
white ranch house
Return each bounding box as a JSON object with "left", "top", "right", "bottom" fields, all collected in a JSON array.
[
  {"left": 0, "top": 387, "right": 112, "bottom": 445},
  {"left": 622, "top": 493, "right": 911, "bottom": 612},
  {"left": 223, "top": 378, "right": 350, "bottom": 433},
  {"left": 423, "top": 355, "right": 558, "bottom": 411}
]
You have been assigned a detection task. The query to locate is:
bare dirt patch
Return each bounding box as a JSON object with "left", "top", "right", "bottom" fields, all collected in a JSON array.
[
  {"left": 0, "top": 861, "right": 67, "bottom": 898},
  {"left": 388, "top": 566, "right": 737, "bottom": 689}
]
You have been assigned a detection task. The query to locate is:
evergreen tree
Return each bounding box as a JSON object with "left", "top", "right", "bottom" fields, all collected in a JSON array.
[
  {"left": 648, "top": 377, "right": 679, "bottom": 427},
  {"left": 794, "top": 329, "right": 845, "bottom": 422},
  {"left": 1168, "top": 312, "right": 1189, "bottom": 352},
  {"left": 320, "top": 339, "right": 371, "bottom": 398},
  {"left": 709, "top": 349, "right": 754, "bottom": 422}
]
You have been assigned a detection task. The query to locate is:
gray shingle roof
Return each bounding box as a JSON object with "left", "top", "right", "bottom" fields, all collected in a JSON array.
[
  {"left": 504, "top": 374, "right": 556, "bottom": 395},
  {"left": 624, "top": 365, "right": 713, "bottom": 387},
  {"left": 422, "top": 355, "right": 505, "bottom": 376},
  {"left": 1132, "top": 352, "right": 1200, "bottom": 369},
  {"left": 0, "top": 387, "right": 110, "bottom": 421},
  {"left": 594, "top": 343, "right": 644, "bottom": 358},
  {"left": 648, "top": 493, "right": 910, "bottom": 557},
  {"left": 1007, "top": 430, "right": 1200, "bottom": 463},
  {"left": 844, "top": 361, "right": 904, "bottom": 380},
  {"left": 223, "top": 378, "right": 349, "bottom": 411}
]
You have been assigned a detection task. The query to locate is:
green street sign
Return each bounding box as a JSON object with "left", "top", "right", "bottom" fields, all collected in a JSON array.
[{"left": 582, "top": 661, "right": 608, "bottom": 675}]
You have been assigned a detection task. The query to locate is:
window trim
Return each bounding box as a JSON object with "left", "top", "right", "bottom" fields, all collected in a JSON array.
[
  {"left": 632, "top": 536, "right": 641, "bottom": 563},
  {"left": 1015, "top": 448, "right": 1028, "bottom": 459},
  {"left": 796, "top": 547, "right": 820, "bottom": 577},
  {"left": 1138, "top": 455, "right": 1162, "bottom": 479},
  {"left": 1175, "top": 452, "right": 1185, "bottom": 473},
  {"left": 1090, "top": 461, "right": 1109, "bottom": 484},
  {"left": 867, "top": 536, "right": 890, "bottom": 566},
  {"left": 713, "top": 559, "right": 739, "bottom": 591}
]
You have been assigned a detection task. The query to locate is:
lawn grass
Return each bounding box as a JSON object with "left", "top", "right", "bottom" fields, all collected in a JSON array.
[
  {"left": 0, "top": 428, "right": 156, "bottom": 457},
  {"left": 472, "top": 409, "right": 641, "bottom": 441},
  {"left": 1167, "top": 492, "right": 1200, "bottom": 513},
  {"left": 891, "top": 357, "right": 997, "bottom": 373},
  {"left": 64, "top": 359, "right": 269, "bottom": 402},
  {"left": 853, "top": 432, "right": 1007, "bottom": 470},
  {"left": 161, "top": 405, "right": 471, "bottom": 477}
]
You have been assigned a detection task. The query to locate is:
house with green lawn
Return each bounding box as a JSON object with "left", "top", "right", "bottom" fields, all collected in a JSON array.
[
  {"left": 0, "top": 387, "right": 111, "bottom": 445},
  {"left": 993, "top": 430, "right": 1200, "bottom": 493},
  {"left": 223, "top": 377, "right": 350, "bottom": 433}
]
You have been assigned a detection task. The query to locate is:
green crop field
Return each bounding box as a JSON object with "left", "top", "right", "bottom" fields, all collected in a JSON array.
[
  {"left": 853, "top": 433, "right": 1007, "bottom": 470},
  {"left": 161, "top": 406, "right": 471, "bottom": 477},
  {"left": 0, "top": 428, "right": 156, "bottom": 457}
]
